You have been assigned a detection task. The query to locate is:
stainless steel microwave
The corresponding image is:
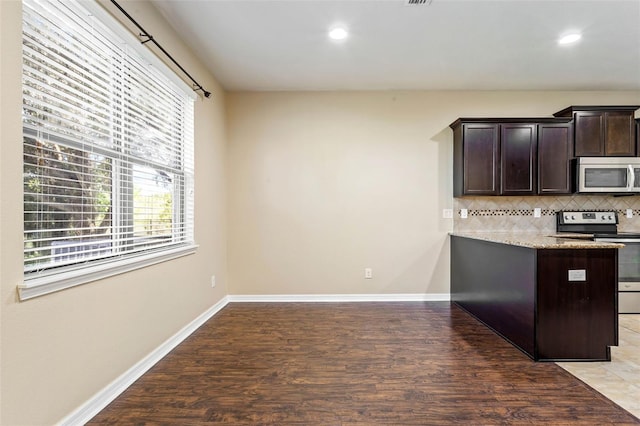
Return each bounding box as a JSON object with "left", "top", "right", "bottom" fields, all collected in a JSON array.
[{"left": 577, "top": 157, "right": 640, "bottom": 193}]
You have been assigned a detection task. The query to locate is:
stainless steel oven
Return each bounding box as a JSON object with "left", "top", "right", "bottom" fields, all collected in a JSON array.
[
  {"left": 593, "top": 233, "right": 640, "bottom": 314},
  {"left": 557, "top": 210, "right": 640, "bottom": 314}
]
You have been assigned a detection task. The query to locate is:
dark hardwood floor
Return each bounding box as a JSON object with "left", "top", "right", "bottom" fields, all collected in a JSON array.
[{"left": 89, "top": 302, "right": 640, "bottom": 425}]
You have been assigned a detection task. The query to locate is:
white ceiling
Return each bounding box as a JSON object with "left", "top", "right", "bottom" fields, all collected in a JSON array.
[{"left": 150, "top": 0, "right": 640, "bottom": 92}]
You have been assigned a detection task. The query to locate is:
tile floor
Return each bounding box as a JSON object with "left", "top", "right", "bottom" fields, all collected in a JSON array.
[{"left": 557, "top": 314, "right": 640, "bottom": 419}]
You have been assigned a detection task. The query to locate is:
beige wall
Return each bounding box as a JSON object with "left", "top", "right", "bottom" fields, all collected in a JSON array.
[
  {"left": 227, "top": 91, "right": 640, "bottom": 296},
  {"left": 0, "top": 1, "right": 227, "bottom": 424}
]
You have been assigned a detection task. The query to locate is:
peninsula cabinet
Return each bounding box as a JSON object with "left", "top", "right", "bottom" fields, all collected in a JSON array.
[
  {"left": 451, "top": 119, "right": 572, "bottom": 196},
  {"left": 553, "top": 106, "right": 639, "bottom": 157},
  {"left": 451, "top": 235, "right": 619, "bottom": 361}
]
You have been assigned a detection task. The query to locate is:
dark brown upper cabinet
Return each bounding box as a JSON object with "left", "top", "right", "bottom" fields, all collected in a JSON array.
[
  {"left": 537, "top": 122, "right": 573, "bottom": 194},
  {"left": 500, "top": 124, "right": 536, "bottom": 195},
  {"left": 553, "top": 106, "right": 639, "bottom": 157},
  {"left": 637, "top": 119, "right": 640, "bottom": 154},
  {"left": 451, "top": 119, "right": 572, "bottom": 197},
  {"left": 452, "top": 122, "right": 499, "bottom": 196}
]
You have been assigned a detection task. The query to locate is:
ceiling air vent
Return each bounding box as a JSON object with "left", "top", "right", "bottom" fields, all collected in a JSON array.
[{"left": 404, "top": 0, "right": 433, "bottom": 5}]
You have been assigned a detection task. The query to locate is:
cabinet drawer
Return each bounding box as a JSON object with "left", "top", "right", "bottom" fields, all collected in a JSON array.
[
  {"left": 619, "top": 292, "right": 640, "bottom": 314},
  {"left": 620, "top": 282, "right": 640, "bottom": 291}
]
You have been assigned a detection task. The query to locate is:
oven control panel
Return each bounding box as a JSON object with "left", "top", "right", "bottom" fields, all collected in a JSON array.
[{"left": 558, "top": 211, "right": 618, "bottom": 225}]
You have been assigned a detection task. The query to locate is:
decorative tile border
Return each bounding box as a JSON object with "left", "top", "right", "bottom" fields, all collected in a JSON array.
[{"left": 465, "top": 209, "right": 555, "bottom": 217}]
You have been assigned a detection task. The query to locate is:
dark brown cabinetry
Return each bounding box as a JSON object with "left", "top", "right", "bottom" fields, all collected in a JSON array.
[
  {"left": 637, "top": 119, "right": 640, "bottom": 153},
  {"left": 537, "top": 122, "right": 573, "bottom": 194},
  {"left": 452, "top": 122, "right": 499, "bottom": 195},
  {"left": 536, "top": 249, "right": 618, "bottom": 360},
  {"left": 500, "top": 124, "right": 536, "bottom": 195},
  {"left": 452, "top": 119, "right": 572, "bottom": 196},
  {"left": 451, "top": 235, "right": 618, "bottom": 361},
  {"left": 553, "top": 106, "right": 639, "bottom": 157}
]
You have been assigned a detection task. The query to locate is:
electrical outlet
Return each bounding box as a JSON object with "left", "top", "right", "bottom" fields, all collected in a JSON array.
[
  {"left": 627, "top": 209, "right": 633, "bottom": 219},
  {"left": 534, "top": 208, "right": 541, "bottom": 218},
  {"left": 460, "top": 209, "right": 468, "bottom": 219},
  {"left": 364, "top": 268, "right": 373, "bottom": 279},
  {"left": 211, "top": 275, "right": 216, "bottom": 288},
  {"left": 443, "top": 209, "right": 453, "bottom": 219}
]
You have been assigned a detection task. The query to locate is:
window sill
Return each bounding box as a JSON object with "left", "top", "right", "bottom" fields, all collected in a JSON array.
[{"left": 18, "top": 244, "right": 198, "bottom": 301}]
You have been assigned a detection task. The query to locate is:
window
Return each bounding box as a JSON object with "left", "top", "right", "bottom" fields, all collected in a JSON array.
[{"left": 20, "top": 0, "right": 196, "bottom": 300}]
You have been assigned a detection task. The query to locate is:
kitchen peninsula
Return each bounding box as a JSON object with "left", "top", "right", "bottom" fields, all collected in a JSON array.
[{"left": 451, "top": 232, "right": 622, "bottom": 361}]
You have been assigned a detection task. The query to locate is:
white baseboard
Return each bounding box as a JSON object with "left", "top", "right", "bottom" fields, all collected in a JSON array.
[
  {"left": 58, "top": 293, "right": 449, "bottom": 425},
  {"left": 57, "top": 296, "right": 231, "bottom": 426},
  {"left": 227, "top": 293, "right": 450, "bottom": 302}
]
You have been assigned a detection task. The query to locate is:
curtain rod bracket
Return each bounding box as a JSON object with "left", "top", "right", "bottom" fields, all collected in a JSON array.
[
  {"left": 139, "top": 33, "right": 153, "bottom": 44},
  {"left": 110, "top": 0, "right": 212, "bottom": 100},
  {"left": 193, "top": 84, "right": 211, "bottom": 98}
]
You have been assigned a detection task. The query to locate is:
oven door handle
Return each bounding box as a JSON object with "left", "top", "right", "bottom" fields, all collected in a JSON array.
[{"left": 594, "top": 238, "right": 640, "bottom": 243}]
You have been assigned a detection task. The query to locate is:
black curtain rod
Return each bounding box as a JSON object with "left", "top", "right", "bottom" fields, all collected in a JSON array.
[{"left": 110, "top": 0, "right": 211, "bottom": 98}]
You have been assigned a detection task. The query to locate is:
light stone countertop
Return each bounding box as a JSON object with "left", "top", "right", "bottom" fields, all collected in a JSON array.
[{"left": 450, "top": 231, "right": 624, "bottom": 249}]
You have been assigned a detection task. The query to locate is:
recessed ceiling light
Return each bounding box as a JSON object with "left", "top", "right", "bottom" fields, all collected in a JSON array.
[
  {"left": 328, "top": 27, "right": 348, "bottom": 41},
  {"left": 558, "top": 33, "right": 582, "bottom": 45}
]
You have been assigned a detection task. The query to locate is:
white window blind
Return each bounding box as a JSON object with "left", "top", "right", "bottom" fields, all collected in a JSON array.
[{"left": 20, "top": 0, "right": 196, "bottom": 299}]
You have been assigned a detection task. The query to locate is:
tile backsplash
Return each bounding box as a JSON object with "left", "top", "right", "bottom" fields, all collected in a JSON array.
[{"left": 453, "top": 195, "right": 640, "bottom": 233}]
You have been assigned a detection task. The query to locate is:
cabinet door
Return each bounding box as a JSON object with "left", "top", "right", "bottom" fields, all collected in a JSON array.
[
  {"left": 463, "top": 124, "right": 499, "bottom": 195},
  {"left": 604, "top": 111, "right": 636, "bottom": 156},
  {"left": 500, "top": 124, "right": 536, "bottom": 195},
  {"left": 538, "top": 123, "right": 572, "bottom": 194},
  {"left": 536, "top": 249, "right": 618, "bottom": 360},
  {"left": 574, "top": 112, "right": 604, "bottom": 156}
]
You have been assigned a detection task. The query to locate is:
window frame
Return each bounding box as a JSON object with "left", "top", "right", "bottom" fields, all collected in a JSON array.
[{"left": 18, "top": 0, "right": 198, "bottom": 301}]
